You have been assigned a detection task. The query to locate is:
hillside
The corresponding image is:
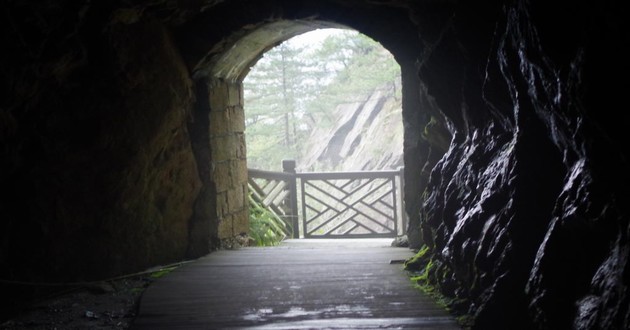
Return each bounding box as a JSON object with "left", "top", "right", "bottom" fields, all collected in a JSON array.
[
  {"left": 244, "top": 30, "right": 403, "bottom": 172},
  {"left": 298, "top": 81, "right": 403, "bottom": 172}
]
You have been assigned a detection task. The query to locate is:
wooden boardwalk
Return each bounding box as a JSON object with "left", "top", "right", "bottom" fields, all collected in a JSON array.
[{"left": 132, "top": 239, "right": 460, "bottom": 329}]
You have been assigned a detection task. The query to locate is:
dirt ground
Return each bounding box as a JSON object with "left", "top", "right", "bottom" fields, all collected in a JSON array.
[{"left": 0, "top": 271, "right": 169, "bottom": 330}]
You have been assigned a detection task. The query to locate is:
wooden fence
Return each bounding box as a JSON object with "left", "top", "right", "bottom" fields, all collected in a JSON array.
[{"left": 248, "top": 160, "right": 406, "bottom": 239}]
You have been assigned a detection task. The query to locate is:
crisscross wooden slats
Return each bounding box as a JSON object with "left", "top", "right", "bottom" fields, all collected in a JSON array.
[
  {"left": 248, "top": 167, "right": 405, "bottom": 239},
  {"left": 247, "top": 170, "right": 295, "bottom": 237},
  {"left": 298, "top": 171, "right": 399, "bottom": 238}
]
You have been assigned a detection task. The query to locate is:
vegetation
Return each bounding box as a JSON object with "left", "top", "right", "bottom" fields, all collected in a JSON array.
[
  {"left": 149, "top": 266, "right": 178, "bottom": 279},
  {"left": 243, "top": 29, "right": 401, "bottom": 170},
  {"left": 248, "top": 194, "right": 289, "bottom": 246},
  {"left": 405, "top": 246, "right": 473, "bottom": 329},
  {"left": 404, "top": 245, "right": 431, "bottom": 271}
]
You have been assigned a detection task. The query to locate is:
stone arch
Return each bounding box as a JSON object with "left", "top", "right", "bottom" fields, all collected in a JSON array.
[
  {"left": 2, "top": 1, "right": 627, "bottom": 327},
  {"left": 176, "top": 1, "right": 442, "bottom": 252},
  {"left": 198, "top": 20, "right": 348, "bottom": 82}
]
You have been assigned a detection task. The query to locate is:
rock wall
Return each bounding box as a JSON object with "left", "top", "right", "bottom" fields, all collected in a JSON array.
[
  {"left": 415, "top": 1, "right": 629, "bottom": 329},
  {"left": 1, "top": 0, "right": 628, "bottom": 328},
  {"left": 0, "top": 3, "right": 203, "bottom": 283},
  {"left": 299, "top": 83, "right": 404, "bottom": 172}
]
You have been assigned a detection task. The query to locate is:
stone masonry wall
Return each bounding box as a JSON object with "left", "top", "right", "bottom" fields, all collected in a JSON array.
[
  {"left": 208, "top": 79, "right": 249, "bottom": 245},
  {"left": 0, "top": 5, "right": 202, "bottom": 284}
]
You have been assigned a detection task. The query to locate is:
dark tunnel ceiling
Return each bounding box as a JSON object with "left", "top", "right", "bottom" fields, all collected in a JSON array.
[{"left": 195, "top": 20, "right": 349, "bottom": 81}]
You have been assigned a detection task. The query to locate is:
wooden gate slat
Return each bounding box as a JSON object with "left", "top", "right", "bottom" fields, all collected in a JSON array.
[
  {"left": 301, "top": 174, "right": 398, "bottom": 238},
  {"left": 249, "top": 167, "right": 402, "bottom": 239},
  {"left": 262, "top": 181, "right": 287, "bottom": 207}
]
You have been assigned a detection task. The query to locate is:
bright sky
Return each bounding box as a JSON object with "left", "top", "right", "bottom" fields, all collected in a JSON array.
[{"left": 286, "top": 28, "right": 356, "bottom": 49}]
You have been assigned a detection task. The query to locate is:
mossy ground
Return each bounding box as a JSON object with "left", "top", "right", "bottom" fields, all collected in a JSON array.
[{"left": 405, "top": 246, "right": 474, "bottom": 329}]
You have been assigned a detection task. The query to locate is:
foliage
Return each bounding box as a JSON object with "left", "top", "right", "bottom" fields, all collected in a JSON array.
[
  {"left": 248, "top": 194, "right": 289, "bottom": 246},
  {"left": 308, "top": 33, "right": 401, "bottom": 117},
  {"left": 405, "top": 245, "right": 473, "bottom": 329},
  {"left": 244, "top": 29, "right": 401, "bottom": 171}
]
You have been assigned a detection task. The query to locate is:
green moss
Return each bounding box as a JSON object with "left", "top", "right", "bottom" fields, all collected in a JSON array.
[
  {"left": 404, "top": 245, "right": 430, "bottom": 271},
  {"left": 406, "top": 246, "right": 473, "bottom": 329},
  {"left": 456, "top": 314, "right": 475, "bottom": 328},
  {"left": 131, "top": 287, "right": 145, "bottom": 294},
  {"left": 421, "top": 115, "right": 451, "bottom": 151},
  {"left": 149, "top": 266, "right": 178, "bottom": 279}
]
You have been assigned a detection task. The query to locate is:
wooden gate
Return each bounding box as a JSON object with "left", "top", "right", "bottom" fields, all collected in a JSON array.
[{"left": 248, "top": 160, "right": 405, "bottom": 239}]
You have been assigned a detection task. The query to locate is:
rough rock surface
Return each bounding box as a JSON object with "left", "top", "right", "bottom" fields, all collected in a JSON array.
[
  {"left": 0, "top": 1, "right": 200, "bottom": 278},
  {"left": 0, "top": 1, "right": 203, "bottom": 320},
  {"left": 1, "top": 0, "right": 628, "bottom": 329},
  {"left": 300, "top": 82, "right": 403, "bottom": 172},
  {"left": 416, "top": 1, "right": 629, "bottom": 329}
]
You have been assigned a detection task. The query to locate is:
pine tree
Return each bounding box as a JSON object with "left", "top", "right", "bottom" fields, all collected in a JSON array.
[
  {"left": 244, "top": 42, "right": 311, "bottom": 169},
  {"left": 244, "top": 29, "right": 401, "bottom": 171}
]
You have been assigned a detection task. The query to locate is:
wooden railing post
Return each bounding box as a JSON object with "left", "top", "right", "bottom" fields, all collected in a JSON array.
[
  {"left": 398, "top": 166, "right": 407, "bottom": 236},
  {"left": 282, "top": 160, "right": 300, "bottom": 238}
]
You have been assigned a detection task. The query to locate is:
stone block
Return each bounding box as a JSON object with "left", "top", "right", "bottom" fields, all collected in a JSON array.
[
  {"left": 209, "top": 80, "right": 229, "bottom": 112},
  {"left": 229, "top": 106, "right": 246, "bottom": 133},
  {"left": 235, "top": 133, "right": 246, "bottom": 159},
  {"left": 209, "top": 110, "right": 229, "bottom": 136},
  {"left": 227, "top": 82, "right": 242, "bottom": 107},
  {"left": 212, "top": 161, "right": 231, "bottom": 192},
  {"left": 217, "top": 215, "right": 232, "bottom": 239},
  {"left": 232, "top": 209, "right": 249, "bottom": 236},
  {"left": 211, "top": 135, "right": 235, "bottom": 162},
  {"left": 227, "top": 186, "right": 245, "bottom": 211},
  {"left": 216, "top": 191, "right": 228, "bottom": 218},
  {"left": 230, "top": 160, "right": 247, "bottom": 187}
]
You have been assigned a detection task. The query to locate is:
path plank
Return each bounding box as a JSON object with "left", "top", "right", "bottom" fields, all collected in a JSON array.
[{"left": 133, "top": 239, "right": 460, "bottom": 329}]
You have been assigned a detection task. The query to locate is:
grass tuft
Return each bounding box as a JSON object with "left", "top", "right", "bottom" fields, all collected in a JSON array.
[{"left": 248, "top": 194, "right": 289, "bottom": 246}]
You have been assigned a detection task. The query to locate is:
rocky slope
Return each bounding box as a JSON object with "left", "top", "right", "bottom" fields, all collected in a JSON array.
[{"left": 299, "top": 82, "right": 403, "bottom": 172}]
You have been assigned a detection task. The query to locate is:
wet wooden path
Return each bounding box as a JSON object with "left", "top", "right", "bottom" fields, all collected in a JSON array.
[{"left": 132, "top": 239, "right": 460, "bottom": 329}]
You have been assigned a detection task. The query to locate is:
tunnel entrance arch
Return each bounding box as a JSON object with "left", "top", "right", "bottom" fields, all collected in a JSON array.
[
  {"left": 243, "top": 28, "right": 403, "bottom": 172},
  {"left": 243, "top": 28, "right": 405, "bottom": 240},
  {"left": 175, "top": 2, "right": 432, "bottom": 252}
]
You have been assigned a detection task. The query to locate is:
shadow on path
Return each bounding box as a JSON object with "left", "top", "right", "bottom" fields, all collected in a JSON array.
[{"left": 132, "top": 239, "right": 459, "bottom": 329}]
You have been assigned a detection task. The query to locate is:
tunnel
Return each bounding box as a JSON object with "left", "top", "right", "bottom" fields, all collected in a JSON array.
[{"left": 1, "top": 0, "right": 628, "bottom": 329}]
